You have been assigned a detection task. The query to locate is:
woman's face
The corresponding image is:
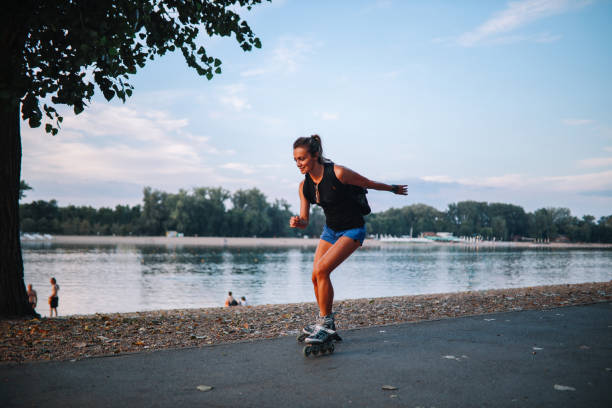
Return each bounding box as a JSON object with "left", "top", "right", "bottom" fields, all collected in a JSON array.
[{"left": 293, "top": 146, "right": 317, "bottom": 174}]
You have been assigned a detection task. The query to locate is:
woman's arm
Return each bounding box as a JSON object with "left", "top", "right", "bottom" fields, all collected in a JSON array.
[
  {"left": 289, "top": 180, "right": 310, "bottom": 229},
  {"left": 334, "top": 165, "right": 408, "bottom": 195}
]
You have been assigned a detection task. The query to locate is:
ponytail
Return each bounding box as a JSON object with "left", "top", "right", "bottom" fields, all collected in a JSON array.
[{"left": 293, "top": 134, "right": 326, "bottom": 164}]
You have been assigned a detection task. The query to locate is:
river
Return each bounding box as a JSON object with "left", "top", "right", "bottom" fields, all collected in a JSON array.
[{"left": 22, "top": 241, "right": 612, "bottom": 316}]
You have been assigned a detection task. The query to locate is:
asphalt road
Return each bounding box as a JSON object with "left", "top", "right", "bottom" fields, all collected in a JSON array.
[{"left": 2, "top": 302, "right": 611, "bottom": 407}]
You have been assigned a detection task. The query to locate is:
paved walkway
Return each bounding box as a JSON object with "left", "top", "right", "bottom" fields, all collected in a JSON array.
[{"left": 2, "top": 302, "right": 611, "bottom": 407}]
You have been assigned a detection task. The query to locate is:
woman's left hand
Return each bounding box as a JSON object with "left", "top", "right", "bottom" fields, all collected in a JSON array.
[{"left": 391, "top": 184, "right": 408, "bottom": 195}]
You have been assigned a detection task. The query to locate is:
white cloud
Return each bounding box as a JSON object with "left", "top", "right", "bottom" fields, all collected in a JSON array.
[
  {"left": 240, "top": 68, "right": 268, "bottom": 77},
  {"left": 422, "top": 170, "right": 612, "bottom": 193},
  {"left": 421, "top": 175, "right": 455, "bottom": 184},
  {"left": 271, "top": 37, "right": 314, "bottom": 74},
  {"left": 220, "top": 162, "right": 283, "bottom": 175},
  {"left": 485, "top": 32, "right": 562, "bottom": 45},
  {"left": 382, "top": 70, "right": 402, "bottom": 79},
  {"left": 562, "top": 118, "right": 593, "bottom": 126},
  {"left": 220, "top": 162, "right": 255, "bottom": 174},
  {"left": 239, "top": 36, "right": 315, "bottom": 77},
  {"left": 220, "top": 95, "right": 251, "bottom": 111},
  {"left": 457, "top": 0, "right": 590, "bottom": 47},
  {"left": 321, "top": 112, "right": 339, "bottom": 121},
  {"left": 577, "top": 157, "right": 612, "bottom": 168},
  {"left": 534, "top": 32, "right": 563, "bottom": 43},
  {"left": 61, "top": 105, "right": 188, "bottom": 142},
  {"left": 360, "top": 0, "right": 393, "bottom": 14},
  {"left": 22, "top": 103, "right": 231, "bottom": 189},
  {"left": 219, "top": 84, "right": 251, "bottom": 112}
]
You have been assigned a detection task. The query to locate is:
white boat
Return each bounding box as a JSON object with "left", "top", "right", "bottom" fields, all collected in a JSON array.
[{"left": 379, "top": 235, "right": 434, "bottom": 243}]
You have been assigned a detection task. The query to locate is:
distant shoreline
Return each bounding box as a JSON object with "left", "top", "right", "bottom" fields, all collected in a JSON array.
[{"left": 21, "top": 235, "right": 612, "bottom": 249}]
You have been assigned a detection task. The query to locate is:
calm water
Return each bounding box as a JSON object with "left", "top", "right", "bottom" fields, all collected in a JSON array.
[{"left": 22, "top": 242, "right": 612, "bottom": 316}]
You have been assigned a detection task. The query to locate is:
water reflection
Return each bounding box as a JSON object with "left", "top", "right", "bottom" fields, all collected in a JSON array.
[{"left": 21, "top": 243, "right": 612, "bottom": 316}]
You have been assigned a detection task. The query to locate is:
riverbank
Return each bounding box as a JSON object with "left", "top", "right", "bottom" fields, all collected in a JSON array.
[
  {"left": 2, "top": 281, "right": 610, "bottom": 363},
  {"left": 23, "top": 235, "right": 612, "bottom": 248}
]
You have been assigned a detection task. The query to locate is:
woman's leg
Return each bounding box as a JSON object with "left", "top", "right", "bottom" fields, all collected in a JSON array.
[
  {"left": 312, "top": 236, "right": 361, "bottom": 317},
  {"left": 312, "top": 239, "right": 333, "bottom": 306}
]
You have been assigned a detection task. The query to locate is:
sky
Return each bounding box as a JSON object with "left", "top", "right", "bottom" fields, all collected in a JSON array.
[{"left": 21, "top": 0, "right": 612, "bottom": 218}]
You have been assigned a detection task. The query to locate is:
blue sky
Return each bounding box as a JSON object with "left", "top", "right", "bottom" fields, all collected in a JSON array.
[{"left": 21, "top": 0, "right": 612, "bottom": 217}]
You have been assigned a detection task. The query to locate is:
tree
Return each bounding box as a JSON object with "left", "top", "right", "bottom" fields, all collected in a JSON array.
[
  {"left": 172, "top": 187, "right": 230, "bottom": 235},
  {"left": 228, "top": 188, "right": 271, "bottom": 236},
  {"left": 445, "top": 201, "right": 489, "bottom": 237},
  {"left": 19, "top": 180, "right": 32, "bottom": 200},
  {"left": 1, "top": 0, "right": 268, "bottom": 318}
]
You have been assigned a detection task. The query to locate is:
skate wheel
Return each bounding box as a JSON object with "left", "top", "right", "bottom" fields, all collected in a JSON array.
[
  {"left": 328, "top": 343, "right": 335, "bottom": 353},
  {"left": 303, "top": 346, "right": 311, "bottom": 357},
  {"left": 312, "top": 345, "right": 320, "bottom": 355}
]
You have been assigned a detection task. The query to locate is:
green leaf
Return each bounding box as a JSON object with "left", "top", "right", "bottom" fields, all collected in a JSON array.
[
  {"left": 45, "top": 124, "right": 52, "bottom": 133},
  {"left": 214, "top": 58, "right": 221, "bottom": 67},
  {"left": 215, "top": 67, "right": 221, "bottom": 74},
  {"left": 102, "top": 88, "right": 115, "bottom": 101}
]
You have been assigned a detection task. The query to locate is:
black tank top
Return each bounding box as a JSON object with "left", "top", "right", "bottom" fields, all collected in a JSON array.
[{"left": 303, "top": 162, "right": 364, "bottom": 231}]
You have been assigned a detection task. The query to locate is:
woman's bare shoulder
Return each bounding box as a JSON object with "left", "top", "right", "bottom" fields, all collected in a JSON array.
[{"left": 333, "top": 163, "right": 347, "bottom": 176}]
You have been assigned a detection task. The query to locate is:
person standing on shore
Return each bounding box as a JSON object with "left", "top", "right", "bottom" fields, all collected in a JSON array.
[
  {"left": 27, "top": 284, "right": 37, "bottom": 311},
  {"left": 48, "top": 277, "right": 59, "bottom": 317},
  {"left": 290, "top": 135, "right": 407, "bottom": 346}
]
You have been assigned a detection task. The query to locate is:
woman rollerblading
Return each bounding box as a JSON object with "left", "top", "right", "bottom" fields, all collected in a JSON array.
[{"left": 290, "top": 135, "right": 407, "bottom": 357}]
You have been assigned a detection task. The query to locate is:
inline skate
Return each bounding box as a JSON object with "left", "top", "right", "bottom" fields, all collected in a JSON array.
[
  {"left": 297, "top": 313, "right": 342, "bottom": 343},
  {"left": 302, "top": 325, "right": 338, "bottom": 357}
]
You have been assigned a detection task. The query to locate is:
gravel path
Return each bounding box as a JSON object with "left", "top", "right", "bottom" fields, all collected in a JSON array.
[{"left": 2, "top": 281, "right": 611, "bottom": 363}]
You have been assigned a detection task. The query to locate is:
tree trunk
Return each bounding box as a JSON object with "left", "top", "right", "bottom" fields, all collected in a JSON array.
[{"left": 0, "top": 101, "right": 35, "bottom": 318}]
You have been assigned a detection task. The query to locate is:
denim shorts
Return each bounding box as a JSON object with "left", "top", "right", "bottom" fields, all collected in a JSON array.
[{"left": 320, "top": 225, "right": 367, "bottom": 246}]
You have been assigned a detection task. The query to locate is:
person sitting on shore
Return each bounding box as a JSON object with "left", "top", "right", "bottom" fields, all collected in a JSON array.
[
  {"left": 239, "top": 296, "right": 249, "bottom": 306},
  {"left": 48, "top": 277, "right": 59, "bottom": 317},
  {"left": 27, "top": 284, "right": 37, "bottom": 311},
  {"left": 225, "top": 291, "right": 238, "bottom": 307}
]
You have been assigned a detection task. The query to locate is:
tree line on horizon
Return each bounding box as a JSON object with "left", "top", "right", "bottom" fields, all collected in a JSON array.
[{"left": 19, "top": 186, "right": 612, "bottom": 243}]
